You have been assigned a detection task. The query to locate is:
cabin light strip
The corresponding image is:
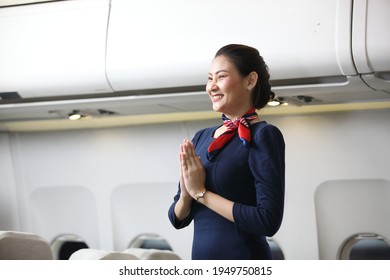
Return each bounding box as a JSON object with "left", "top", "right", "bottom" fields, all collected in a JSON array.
[{"left": 1, "top": 101, "right": 390, "bottom": 132}]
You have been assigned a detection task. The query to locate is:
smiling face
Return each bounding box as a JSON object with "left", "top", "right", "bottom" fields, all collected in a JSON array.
[{"left": 206, "top": 55, "right": 253, "bottom": 119}]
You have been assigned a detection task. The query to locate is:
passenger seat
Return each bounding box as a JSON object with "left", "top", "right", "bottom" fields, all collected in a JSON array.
[
  {"left": 124, "top": 248, "right": 181, "bottom": 260},
  {"left": 0, "top": 231, "right": 53, "bottom": 260},
  {"left": 69, "top": 248, "right": 139, "bottom": 260}
]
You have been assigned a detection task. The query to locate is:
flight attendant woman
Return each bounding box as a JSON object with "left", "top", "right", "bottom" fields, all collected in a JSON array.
[{"left": 168, "top": 44, "right": 285, "bottom": 260}]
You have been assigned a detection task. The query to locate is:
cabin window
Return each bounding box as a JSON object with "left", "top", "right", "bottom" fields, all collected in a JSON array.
[
  {"left": 51, "top": 234, "right": 89, "bottom": 260},
  {"left": 267, "top": 239, "right": 285, "bottom": 260},
  {"left": 128, "top": 233, "right": 173, "bottom": 251},
  {"left": 338, "top": 233, "right": 390, "bottom": 260}
]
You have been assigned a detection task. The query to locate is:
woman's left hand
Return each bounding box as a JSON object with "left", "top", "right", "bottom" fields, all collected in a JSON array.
[{"left": 180, "top": 139, "right": 206, "bottom": 199}]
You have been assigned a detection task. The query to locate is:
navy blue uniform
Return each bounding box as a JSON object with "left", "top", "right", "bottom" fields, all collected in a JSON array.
[{"left": 168, "top": 121, "right": 285, "bottom": 260}]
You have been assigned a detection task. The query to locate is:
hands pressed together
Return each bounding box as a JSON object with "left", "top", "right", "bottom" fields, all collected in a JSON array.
[
  {"left": 179, "top": 139, "right": 206, "bottom": 200},
  {"left": 175, "top": 139, "right": 234, "bottom": 222}
]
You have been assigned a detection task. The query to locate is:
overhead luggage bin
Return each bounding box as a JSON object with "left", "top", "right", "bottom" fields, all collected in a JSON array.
[
  {"left": 107, "top": 0, "right": 357, "bottom": 90},
  {"left": 352, "top": 0, "right": 390, "bottom": 93},
  {"left": 106, "top": 0, "right": 390, "bottom": 104},
  {"left": 0, "top": 0, "right": 113, "bottom": 99}
]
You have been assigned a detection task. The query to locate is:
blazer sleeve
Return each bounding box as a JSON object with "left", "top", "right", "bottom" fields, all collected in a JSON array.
[
  {"left": 167, "top": 183, "right": 196, "bottom": 229},
  {"left": 232, "top": 124, "right": 285, "bottom": 236}
]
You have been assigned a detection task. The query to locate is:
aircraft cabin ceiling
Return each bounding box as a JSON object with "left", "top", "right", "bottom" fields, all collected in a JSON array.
[{"left": 0, "top": 0, "right": 389, "bottom": 131}]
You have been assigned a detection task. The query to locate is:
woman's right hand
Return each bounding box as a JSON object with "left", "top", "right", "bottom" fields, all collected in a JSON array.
[
  {"left": 179, "top": 141, "right": 192, "bottom": 199},
  {"left": 173, "top": 141, "right": 194, "bottom": 222},
  {"left": 179, "top": 167, "right": 191, "bottom": 200}
]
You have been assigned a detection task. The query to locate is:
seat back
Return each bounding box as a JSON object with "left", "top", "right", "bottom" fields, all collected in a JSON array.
[
  {"left": 124, "top": 248, "right": 181, "bottom": 260},
  {"left": 267, "top": 239, "right": 285, "bottom": 260},
  {"left": 128, "top": 233, "right": 173, "bottom": 250},
  {"left": 339, "top": 233, "right": 390, "bottom": 260},
  {"left": 51, "top": 234, "right": 89, "bottom": 260},
  {"left": 0, "top": 231, "right": 53, "bottom": 260},
  {"left": 69, "top": 248, "right": 138, "bottom": 260}
]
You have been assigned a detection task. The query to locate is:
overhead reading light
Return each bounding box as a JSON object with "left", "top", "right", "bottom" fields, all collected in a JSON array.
[
  {"left": 267, "top": 97, "right": 288, "bottom": 107},
  {"left": 67, "top": 109, "right": 116, "bottom": 120},
  {"left": 68, "top": 110, "right": 85, "bottom": 121}
]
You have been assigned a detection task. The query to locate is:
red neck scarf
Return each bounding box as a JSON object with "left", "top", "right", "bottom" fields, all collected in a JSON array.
[{"left": 207, "top": 108, "right": 258, "bottom": 160}]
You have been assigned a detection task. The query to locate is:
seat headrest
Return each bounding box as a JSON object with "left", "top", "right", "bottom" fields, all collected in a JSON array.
[
  {"left": 124, "top": 248, "right": 181, "bottom": 260},
  {"left": 69, "top": 248, "right": 139, "bottom": 260},
  {"left": 0, "top": 231, "right": 53, "bottom": 260}
]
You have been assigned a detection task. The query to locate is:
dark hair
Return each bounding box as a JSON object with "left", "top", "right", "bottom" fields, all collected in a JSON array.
[{"left": 215, "top": 44, "right": 275, "bottom": 109}]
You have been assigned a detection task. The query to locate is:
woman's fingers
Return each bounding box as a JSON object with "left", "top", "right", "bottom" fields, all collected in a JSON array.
[
  {"left": 178, "top": 139, "right": 207, "bottom": 200},
  {"left": 181, "top": 139, "right": 204, "bottom": 175},
  {"left": 183, "top": 140, "right": 198, "bottom": 166},
  {"left": 180, "top": 152, "right": 188, "bottom": 172}
]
